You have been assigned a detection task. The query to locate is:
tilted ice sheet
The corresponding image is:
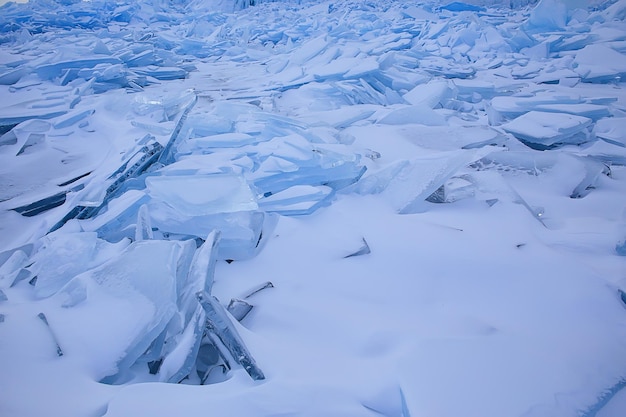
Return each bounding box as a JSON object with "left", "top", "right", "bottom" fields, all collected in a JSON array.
[{"left": 50, "top": 240, "right": 185, "bottom": 381}]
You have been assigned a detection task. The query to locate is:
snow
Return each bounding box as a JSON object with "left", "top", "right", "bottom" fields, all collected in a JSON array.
[{"left": 1, "top": 0, "right": 626, "bottom": 416}]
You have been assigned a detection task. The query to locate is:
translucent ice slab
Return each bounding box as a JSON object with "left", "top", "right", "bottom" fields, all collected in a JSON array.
[
  {"left": 31, "top": 232, "right": 130, "bottom": 298},
  {"left": 145, "top": 174, "right": 258, "bottom": 217},
  {"left": 384, "top": 148, "right": 496, "bottom": 214},
  {"left": 257, "top": 185, "right": 334, "bottom": 216},
  {"left": 54, "top": 240, "right": 190, "bottom": 382}
]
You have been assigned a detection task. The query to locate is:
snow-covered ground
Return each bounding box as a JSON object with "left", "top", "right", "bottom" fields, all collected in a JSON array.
[{"left": 1, "top": 0, "right": 626, "bottom": 416}]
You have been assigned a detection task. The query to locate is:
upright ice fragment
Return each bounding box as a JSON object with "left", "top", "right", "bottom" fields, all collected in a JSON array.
[
  {"left": 227, "top": 299, "right": 253, "bottom": 322},
  {"left": 0, "top": 249, "right": 29, "bottom": 289},
  {"left": 135, "top": 204, "right": 153, "bottom": 241},
  {"left": 384, "top": 148, "right": 495, "bottom": 214},
  {"left": 185, "top": 231, "right": 221, "bottom": 303},
  {"left": 37, "top": 312, "right": 63, "bottom": 357},
  {"left": 344, "top": 238, "right": 371, "bottom": 258},
  {"left": 196, "top": 291, "right": 265, "bottom": 381},
  {"left": 53, "top": 240, "right": 187, "bottom": 382},
  {"left": 570, "top": 157, "right": 610, "bottom": 199}
]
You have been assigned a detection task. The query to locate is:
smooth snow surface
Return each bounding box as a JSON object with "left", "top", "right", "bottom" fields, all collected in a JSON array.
[{"left": 1, "top": 0, "right": 626, "bottom": 416}]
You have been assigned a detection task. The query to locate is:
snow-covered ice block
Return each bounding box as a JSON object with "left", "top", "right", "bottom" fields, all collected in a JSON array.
[
  {"left": 0, "top": 249, "right": 29, "bottom": 289},
  {"left": 595, "top": 117, "right": 626, "bottom": 147},
  {"left": 0, "top": 107, "right": 67, "bottom": 132},
  {"left": 426, "top": 176, "right": 475, "bottom": 203},
  {"left": 524, "top": 0, "right": 568, "bottom": 32},
  {"left": 403, "top": 80, "right": 456, "bottom": 108},
  {"left": 258, "top": 184, "right": 334, "bottom": 216},
  {"left": 502, "top": 111, "right": 593, "bottom": 150},
  {"left": 54, "top": 240, "right": 189, "bottom": 382},
  {"left": 377, "top": 105, "right": 447, "bottom": 126},
  {"left": 133, "top": 66, "right": 188, "bottom": 81},
  {"left": 440, "top": 2, "right": 485, "bottom": 13},
  {"left": 146, "top": 173, "right": 258, "bottom": 217},
  {"left": 577, "top": 139, "right": 626, "bottom": 167},
  {"left": 176, "top": 132, "right": 262, "bottom": 153},
  {"left": 148, "top": 204, "right": 272, "bottom": 261},
  {"left": 251, "top": 141, "right": 367, "bottom": 196},
  {"left": 399, "top": 125, "right": 508, "bottom": 151},
  {"left": 574, "top": 44, "right": 626, "bottom": 83},
  {"left": 131, "top": 90, "right": 193, "bottom": 120},
  {"left": 31, "top": 232, "right": 130, "bottom": 298},
  {"left": 384, "top": 148, "right": 495, "bottom": 214},
  {"left": 488, "top": 94, "right": 610, "bottom": 124},
  {"left": 35, "top": 57, "right": 123, "bottom": 81}
]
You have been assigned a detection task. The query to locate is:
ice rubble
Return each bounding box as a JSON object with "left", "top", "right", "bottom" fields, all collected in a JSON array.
[{"left": 0, "top": 0, "right": 626, "bottom": 415}]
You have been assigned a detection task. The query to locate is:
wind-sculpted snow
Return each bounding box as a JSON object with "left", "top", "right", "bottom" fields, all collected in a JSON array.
[{"left": 1, "top": 0, "right": 626, "bottom": 416}]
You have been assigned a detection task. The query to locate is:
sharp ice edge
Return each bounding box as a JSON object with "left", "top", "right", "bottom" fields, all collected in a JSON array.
[
  {"left": 196, "top": 291, "right": 265, "bottom": 381},
  {"left": 580, "top": 378, "right": 626, "bottom": 417},
  {"left": 37, "top": 312, "right": 63, "bottom": 357}
]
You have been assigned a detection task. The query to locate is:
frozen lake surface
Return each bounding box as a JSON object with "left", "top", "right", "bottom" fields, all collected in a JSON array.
[{"left": 1, "top": 0, "right": 626, "bottom": 416}]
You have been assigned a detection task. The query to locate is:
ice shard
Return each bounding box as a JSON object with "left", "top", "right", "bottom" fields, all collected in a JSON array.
[
  {"left": 0, "top": 249, "right": 29, "bottom": 289},
  {"left": 569, "top": 157, "right": 610, "bottom": 199},
  {"left": 227, "top": 299, "right": 254, "bottom": 322},
  {"left": 37, "top": 312, "right": 63, "bottom": 357},
  {"left": 12, "top": 191, "right": 69, "bottom": 217},
  {"left": 135, "top": 204, "right": 153, "bottom": 241},
  {"left": 184, "top": 231, "right": 221, "bottom": 305},
  {"left": 344, "top": 238, "right": 371, "bottom": 258},
  {"left": 158, "top": 306, "right": 206, "bottom": 383},
  {"left": 196, "top": 291, "right": 265, "bottom": 381},
  {"left": 156, "top": 92, "right": 198, "bottom": 166},
  {"left": 242, "top": 281, "right": 274, "bottom": 299}
]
